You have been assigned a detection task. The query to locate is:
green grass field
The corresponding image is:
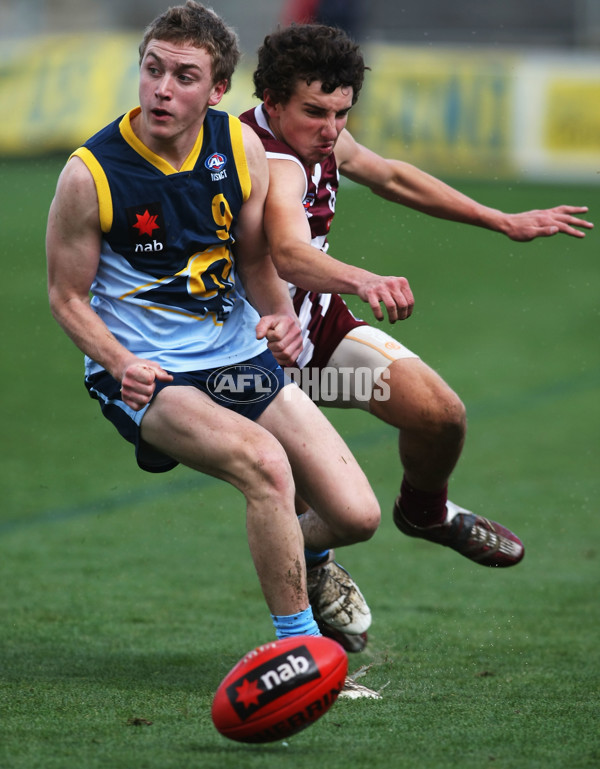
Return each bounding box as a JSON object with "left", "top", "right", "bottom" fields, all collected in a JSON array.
[{"left": 1, "top": 157, "right": 598, "bottom": 769}]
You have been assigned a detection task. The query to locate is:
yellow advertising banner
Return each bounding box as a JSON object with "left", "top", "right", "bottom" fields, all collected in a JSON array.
[
  {"left": 0, "top": 34, "right": 140, "bottom": 155},
  {"left": 0, "top": 32, "right": 257, "bottom": 156},
  {"left": 545, "top": 80, "right": 600, "bottom": 152},
  {"left": 2, "top": 35, "right": 599, "bottom": 182},
  {"left": 354, "top": 44, "right": 517, "bottom": 177}
]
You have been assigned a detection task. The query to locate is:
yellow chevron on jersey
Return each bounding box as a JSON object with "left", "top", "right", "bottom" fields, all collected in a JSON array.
[{"left": 118, "top": 107, "right": 206, "bottom": 175}]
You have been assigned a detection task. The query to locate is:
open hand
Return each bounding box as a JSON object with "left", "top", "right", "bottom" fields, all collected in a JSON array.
[{"left": 502, "top": 205, "right": 593, "bottom": 241}]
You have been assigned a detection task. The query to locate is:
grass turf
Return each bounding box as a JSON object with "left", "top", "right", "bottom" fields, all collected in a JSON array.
[{"left": 0, "top": 157, "right": 598, "bottom": 768}]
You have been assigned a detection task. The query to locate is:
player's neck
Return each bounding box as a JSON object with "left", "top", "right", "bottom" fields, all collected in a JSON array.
[{"left": 130, "top": 109, "right": 203, "bottom": 171}]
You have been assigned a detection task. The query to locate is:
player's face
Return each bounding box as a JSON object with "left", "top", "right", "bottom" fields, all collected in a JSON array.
[
  {"left": 265, "top": 80, "right": 353, "bottom": 167},
  {"left": 136, "top": 40, "right": 227, "bottom": 153}
]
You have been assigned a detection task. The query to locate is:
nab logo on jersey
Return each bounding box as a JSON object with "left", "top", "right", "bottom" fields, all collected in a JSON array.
[
  {"left": 205, "top": 152, "right": 228, "bottom": 181},
  {"left": 126, "top": 201, "right": 165, "bottom": 252}
]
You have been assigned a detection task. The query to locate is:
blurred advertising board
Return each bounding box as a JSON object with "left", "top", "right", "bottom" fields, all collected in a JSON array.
[
  {"left": 354, "top": 45, "right": 516, "bottom": 178},
  {"left": 1, "top": 35, "right": 599, "bottom": 182},
  {"left": 353, "top": 44, "right": 600, "bottom": 183},
  {"left": 0, "top": 34, "right": 139, "bottom": 155},
  {"left": 0, "top": 32, "right": 254, "bottom": 156},
  {"left": 513, "top": 55, "right": 600, "bottom": 182}
]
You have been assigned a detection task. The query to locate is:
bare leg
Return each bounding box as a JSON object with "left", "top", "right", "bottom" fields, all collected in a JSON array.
[
  {"left": 370, "top": 358, "right": 523, "bottom": 567},
  {"left": 370, "top": 357, "right": 466, "bottom": 492},
  {"left": 294, "top": 358, "right": 465, "bottom": 545},
  {"left": 141, "top": 385, "right": 308, "bottom": 616},
  {"left": 257, "top": 384, "right": 381, "bottom": 552}
]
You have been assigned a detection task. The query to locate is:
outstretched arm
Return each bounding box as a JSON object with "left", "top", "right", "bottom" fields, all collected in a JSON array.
[{"left": 335, "top": 130, "right": 593, "bottom": 241}]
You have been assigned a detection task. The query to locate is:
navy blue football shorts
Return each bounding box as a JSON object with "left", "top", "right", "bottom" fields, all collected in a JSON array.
[{"left": 85, "top": 350, "right": 289, "bottom": 473}]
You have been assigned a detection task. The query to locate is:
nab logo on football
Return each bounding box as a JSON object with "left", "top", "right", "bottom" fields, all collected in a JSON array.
[
  {"left": 212, "top": 636, "right": 348, "bottom": 743},
  {"left": 226, "top": 645, "right": 320, "bottom": 720},
  {"left": 205, "top": 152, "right": 228, "bottom": 181}
]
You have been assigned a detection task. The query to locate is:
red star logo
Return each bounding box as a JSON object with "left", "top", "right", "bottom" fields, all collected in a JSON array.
[
  {"left": 133, "top": 209, "right": 160, "bottom": 237},
  {"left": 235, "top": 678, "right": 262, "bottom": 708}
]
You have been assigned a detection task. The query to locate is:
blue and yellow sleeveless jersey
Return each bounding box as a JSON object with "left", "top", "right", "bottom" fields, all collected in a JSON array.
[{"left": 72, "top": 107, "right": 266, "bottom": 375}]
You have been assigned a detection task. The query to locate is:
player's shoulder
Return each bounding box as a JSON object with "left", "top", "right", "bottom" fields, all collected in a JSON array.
[
  {"left": 239, "top": 105, "right": 261, "bottom": 131},
  {"left": 55, "top": 153, "right": 96, "bottom": 200},
  {"left": 240, "top": 105, "right": 298, "bottom": 159},
  {"left": 239, "top": 121, "right": 268, "bottom": 170},
  {"left": 48, "top": 154, "right": 101, "bottom": 235}
]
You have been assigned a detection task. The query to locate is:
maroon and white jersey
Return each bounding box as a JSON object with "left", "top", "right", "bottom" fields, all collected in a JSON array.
[{"left": 240, "top": 105, "right": 366, "bottom": 368}]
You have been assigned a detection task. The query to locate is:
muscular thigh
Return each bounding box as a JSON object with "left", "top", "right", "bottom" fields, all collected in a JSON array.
[
  {"left": 256, "top": 384, "right": 377, "bottom": 522},
  {"left": 141, "top": 384, "right": 284, "bottom": 487},
  {"left": 294, "top": 325, "right": 419, "bottom": 410}
]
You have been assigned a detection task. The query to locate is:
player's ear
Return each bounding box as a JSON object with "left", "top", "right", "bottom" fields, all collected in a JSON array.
[
  {"left": 262, "top": 90, "right": 280, "bottom": 117},
  {"left": 208, "top": 79, "right": 228, "bottom": 106}
]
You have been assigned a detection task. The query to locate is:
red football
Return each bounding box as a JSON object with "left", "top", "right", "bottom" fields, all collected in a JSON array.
[{"left": 211, "top": 635, "right": 348, "bottom": 743}]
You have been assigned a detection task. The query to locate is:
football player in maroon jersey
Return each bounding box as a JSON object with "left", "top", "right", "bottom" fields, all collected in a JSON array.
[{"left": 241, "top": 23, "right": 593, "bottom": 651}]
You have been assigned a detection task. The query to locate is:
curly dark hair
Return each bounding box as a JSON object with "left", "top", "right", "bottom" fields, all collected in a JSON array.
[
  {"left": 253, "top": 24, "right": 367, "bottom": 106},
  {"left": 138, "top": 1, "right": 240, "bottom": 92}
]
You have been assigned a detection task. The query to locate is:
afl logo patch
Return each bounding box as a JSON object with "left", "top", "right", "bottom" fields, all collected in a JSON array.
[
  {"left": 303, "top": 193, "right": 315, "bottom": 211},
  {"left": 205, "top": 152, "right": 227, "bottom": 172}
]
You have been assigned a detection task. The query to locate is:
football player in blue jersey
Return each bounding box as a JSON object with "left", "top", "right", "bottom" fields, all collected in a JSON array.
[{"left": 46, "top": 2, "right": 385, "bottom": 697}]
